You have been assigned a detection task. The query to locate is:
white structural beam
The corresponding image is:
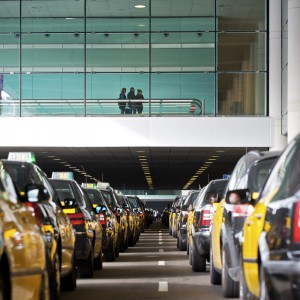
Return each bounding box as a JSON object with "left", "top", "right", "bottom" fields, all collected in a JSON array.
[{"left": 0, "top": 117, "right": 273, "bottom": 148}]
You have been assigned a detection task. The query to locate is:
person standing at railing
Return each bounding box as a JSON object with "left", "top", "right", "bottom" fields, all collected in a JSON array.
[
  {"left": 118, "top": 87, "right": 127, "bottom": 114},
  {"left": 135, "top": 89, "right": 144, "bottom": 114},
  {"left": 127, "top": 87, "right": 135, "bottom": 114}
]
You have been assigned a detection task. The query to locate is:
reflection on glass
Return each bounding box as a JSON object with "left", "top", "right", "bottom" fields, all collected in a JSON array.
[{"left": 218, "top": 73, "right": 266, "bottom": 116}]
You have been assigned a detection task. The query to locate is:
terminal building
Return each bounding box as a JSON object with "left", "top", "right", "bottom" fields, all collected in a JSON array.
[{"left": 0, "top": 0, "right": 298, "bottom": 192}]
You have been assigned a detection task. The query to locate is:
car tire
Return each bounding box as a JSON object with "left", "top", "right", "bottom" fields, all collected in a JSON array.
[
  {"left": 189, "top": 242, "right": 193, "bottom": 265},
  {"left": 187, "top": 240, "right": 189, "bottom": 255},
  {"left": 178, "top": 234, "right": 187, "bottom": 251},
  {"left": 221, "top": 246, "right": 239, "bottom": 298},
  {"left": 128, "top": 233, "right": 134, "bottom": 247},
  {"left": 192, "top": 243, "right": 206, "bottom": 272},
  {"left": 169, "top": 226, "right": 172, "bottom": 236},
  {"left": 0, "top": 263, "right": 9, "bottom": 300},
  {"left": 39, "top": 271, "right": 50, "bottom": 300},
  {"left": 78, "top": 250, "right": 94, "bottom": 278},
  {"left": 104, "top": 240, "right": 116, "bottom": 262},
  {"left": 115, "top": 240, "right": 120, "bottom": 258},
  {"left": 61, "top": 255, "right": 77, "bottom": 291},
  {"left": 210, "top": 245, "right": 221, "bottom": 285},
  {"left": 49, "top": 252, "right": 60, "bottom": 300},
  {"left": 94, "top": 249, "right": 103, "bottom": 271}
]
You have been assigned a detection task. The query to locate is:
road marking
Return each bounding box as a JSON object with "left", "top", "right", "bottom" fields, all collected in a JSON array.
[
  {"left": 158, "top": 281, "right": 168, "bottom": 292},
  {"left": 159, "top": 242, "right": 163, "bottom": 245},
  {"left": 159, "top": 249, "right": 164, "bottom": 252},
  {"left": 158, "top": 261, "right": 165, "bottom": 266}
]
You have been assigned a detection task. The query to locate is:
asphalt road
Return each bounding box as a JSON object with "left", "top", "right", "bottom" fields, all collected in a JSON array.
[{"left": 61, "top": 222, "right": 233, "bottom": 300}]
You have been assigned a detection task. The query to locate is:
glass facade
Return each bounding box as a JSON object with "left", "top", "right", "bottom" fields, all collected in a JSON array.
[{"left": 0, "top": 0, "right": 267, "bottom": 117}]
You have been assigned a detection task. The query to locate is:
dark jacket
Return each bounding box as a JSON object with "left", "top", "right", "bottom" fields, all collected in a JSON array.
[
  {"left": 127, "top": 91, "right": 135, "bottom": 108},
  {"left": 118, "top": 92, "right": 126, "bottom": 108}
]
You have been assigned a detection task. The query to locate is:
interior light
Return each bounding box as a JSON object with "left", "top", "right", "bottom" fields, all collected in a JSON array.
[
  {"left": 53, "top": 158, "right": 61, "bottom": 161},
  {"left": 135, "top": 5, "right": 146, "bottom": 8}
]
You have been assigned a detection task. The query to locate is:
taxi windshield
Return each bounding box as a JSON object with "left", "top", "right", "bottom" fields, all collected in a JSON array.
[{"left": 85, "top": 189, "right": 106, "bottom": 206}]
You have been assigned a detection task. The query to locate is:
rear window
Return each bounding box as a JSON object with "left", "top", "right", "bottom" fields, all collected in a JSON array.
[{"left": 203, "top": 180, "right": 228, "bottom": 204}]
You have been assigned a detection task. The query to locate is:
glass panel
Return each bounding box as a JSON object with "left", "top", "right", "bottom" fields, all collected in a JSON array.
[
  {"left": 152, "top": 0, "right": 215, "bottom": 22},
  {"left": 217, "top": 73, "right": 266, "bottom": 116},
  {"left": 282, "top": 23, "right": 288, "bottom": 69},
  {"left": 152, "top": 32, "right": 214, "bottom": 72},
  {"left": 0, "top": 1, "right": 20, "bottom": 117},
  {"left": 282, "top": 0, "right": 288, "bottom": 28},
  {"left": 217, "top": 0, "right": 266, "bottom": 31},
  {"left": 151, "top": 73, "right": 215, "bottom": 115},
  {"left": 21, "top": 0, "right": 84, "bottom": 33},
  {"left": 86, "top": 73, "right": 149, "bottom": 115},
  {"left": 21, "top": 73, "right": 84, "bottom": 116},
  {"left": 0, "top": 1, "right": 20, "bottom": 33},
  {"left": 217, "top": 33, "right": 266, "bottom": 72}
]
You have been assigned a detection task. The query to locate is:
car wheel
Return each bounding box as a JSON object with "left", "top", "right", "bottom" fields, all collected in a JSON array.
[
  {"left": 78, "top": 250, "right": 94, "bottom": 278},
  {"left": 115, "top": 239, "right": 120, "bottom": 258},
  {"left": 187, "top": 240, "right": 189, "bottom": 255},
  {"left": 192, "top": 243, "right": 206, "bottom": 272},
  {"left": 94, "top": 249, "right": 103, "bottom": 271},
  {"left": 61, "top": 254, "right": 77, "bottom": 291},
  {"left": 169, "top": 226, "right": 172, "bottom": 236},
  {"left": 178, "top": 235, "right": 187, "bottom": 251},
  {"left": 104, "top": 240, "right": 116, "bottom": 262},
  {"left": 49, "top": 252, "right": 60, "bottom": 300},
  {"left": 39, "top": 271, "right": 50, "bottom": 300},
  {"left": 221, "top": 246, "right": 239, "bottom": 298},
  {"left": 189, "top": 242, "right": 193, "bottom": 265},
  {"left": 0, "top": 264, "right": 9, "bottom": 300},
  {"left": 128, "top": 233, "right": 134, "bottom": 247},
  {"left": 210, "top": 245, "right": 221, "bottom": 285}
]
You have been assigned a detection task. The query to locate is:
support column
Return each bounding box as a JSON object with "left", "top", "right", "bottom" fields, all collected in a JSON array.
[
  {"left": 269, "top": 0, "right": 287, "bottom": 150},
  {"left": 288, "top": 0, "right": 300, "bottom": 142}
]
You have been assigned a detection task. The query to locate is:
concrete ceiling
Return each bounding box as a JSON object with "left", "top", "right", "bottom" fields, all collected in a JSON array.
[{"left": 0, "top": 146, "right": 268, "bottom": 190}]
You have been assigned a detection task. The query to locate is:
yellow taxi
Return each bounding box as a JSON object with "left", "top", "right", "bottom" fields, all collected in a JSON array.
[
  {"left": 240, "top": 141, "right": 298, "bottom": 299},
  {"left": 0, "top": 161, "right": 49, "bottom": 300},
  {"left": 83, "top": 184, "right": 119, "bottom": 262},
  {"left": 50, "top": 173, "right": 102, "bottom": 278},
  {"left": 209, "top": 197, "right": 225, "bottom": 285},
  {"left": 3, "top": 154, "right": 77, "bottom": 293}
]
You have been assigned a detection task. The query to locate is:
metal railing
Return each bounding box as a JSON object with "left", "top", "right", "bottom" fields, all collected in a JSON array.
[{"left": 0, "top": 98, "right": 204, "bottom": 117}]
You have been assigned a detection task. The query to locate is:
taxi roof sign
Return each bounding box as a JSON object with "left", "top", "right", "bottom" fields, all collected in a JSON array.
[
  {"left": 81, "top": 183, "right": 97, "bottom": 189},
  {"left": 97, "top": 181, "right": 110, "bottom": 189},
  {"left": 8, "top": 152, "right": 36, "bottom": 163},
  {"left": 52, "top": 172, "right": 74, "bottom": 180}
]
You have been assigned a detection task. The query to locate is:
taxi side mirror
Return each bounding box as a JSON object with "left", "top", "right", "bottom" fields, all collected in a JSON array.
[
  {"left": 25, "top": 183, "right": 50, "bottom": 203},
  {"left": 225, "top": 189, "right": 250, "bottom": 205}
]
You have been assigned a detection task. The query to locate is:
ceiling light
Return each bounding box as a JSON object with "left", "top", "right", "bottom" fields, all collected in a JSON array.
[
  {"left": 216, "top": 150, "right": 225, "bottom": 153},
  {"left": 69, "top": 167, "right": 76, "bottom": 169},
  {"left": 65, "top": 164, "right": 71, "bottom": 167},
  {"left": 137, "top": 24, "right": 145, "bottom": 27},
  {"left": 208, "top": 158, "right": 217, "bottom": 161},
  {"left": 138, "top": 156, "right": 146, "bottom": 158},
  {"left": 135, "top": 4, "right": 146, "bottom": 8},
  {"left": 53, "top": 158, "right": 61, "bottom": 161},
  {"left": 48, "top": 155, "right": 56, "bottom": 158},
  {"left": 136, "top": 150, "right": 145, "bottom": 153},
  {"left": 212, "top": 155, "right": 220, "bottom": 158}
]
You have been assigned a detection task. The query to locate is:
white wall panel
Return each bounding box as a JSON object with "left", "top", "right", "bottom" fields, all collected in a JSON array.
[{"left": 0, "top": 117, "right": 273, "bottom": 148}]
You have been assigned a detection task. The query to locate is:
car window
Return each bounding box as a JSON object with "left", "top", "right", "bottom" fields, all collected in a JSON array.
[
  {"left": 249, "top": 158, "right": 277, "bottom": 192},
  {"left": 50, "top": 180, "right": 82, "bottom": 205},
  {"left": 85, "top": 189, "right": 105, "bottom": 206},
  {"left": 5, "top": 163, "right": 43, "bottom": 192},
  {"left": 260, "top": 138, "right": 300, "bottom": 202},
  {"left": 183, "top": 192, "right": 199, "bottom": 207},
  {"left": 101, "top": 190, "right": 116, "bottom": 210}
]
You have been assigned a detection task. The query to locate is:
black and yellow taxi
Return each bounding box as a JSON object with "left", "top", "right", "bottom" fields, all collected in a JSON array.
[
  {"left": 0, "top": 160, "right": 49, "bottom": 300},
  {"left": 213, "top": 150, "right": 280, "bottom": 298},
  {"left": 2, "top": 153, "right": 77, "bottom": 299},
  {"left": 50, "top": 173, "right": 102, "bottom": 278},
  {"left": 98, "top": 183, "right": 128, "bottom": 254},
  {"left": 189, "top": 179, "right": 228, "bottom": 272},
  {"left": 126, "top": 195, "right": 145, "bottom": 235},
  {"left": 240, "top": 134, "right": 300, "bottom": 300},
  {"left": 82, "top": 183, "right": 118, "bottom": 262}
]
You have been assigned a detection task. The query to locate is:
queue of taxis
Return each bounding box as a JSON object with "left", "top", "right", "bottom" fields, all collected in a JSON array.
[{"left": 0, "top": 152, "right": 142, "bottom": 300}]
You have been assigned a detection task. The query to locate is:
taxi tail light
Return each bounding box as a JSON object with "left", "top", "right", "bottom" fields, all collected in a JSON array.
[
  {"left": 99, "top": 213, "right": 106, "bottom": 226},
  {"left": 293, "top": 200, "right": 300, "bottom": 243},
  {"left": 200, "top": 205, "right": 213, "bottom": 227},
  {"left": 25, "top": 202, "right": 42, "bottom": 225},
  {"left": 68, "top": 213, "right": 85, "bottom": 225}
]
